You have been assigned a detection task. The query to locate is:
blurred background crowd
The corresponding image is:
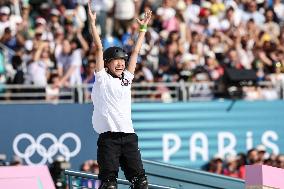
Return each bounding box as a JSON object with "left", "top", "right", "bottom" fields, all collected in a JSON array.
[{"left": 0, "top": 0, "right": 284, "bottom": 102}]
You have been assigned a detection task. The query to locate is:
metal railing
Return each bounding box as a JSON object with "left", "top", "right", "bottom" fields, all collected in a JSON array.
[
  {"left": 64, "top": 169, "right": 176, "bottom": 189},
  {"left": 0, "top": 81, "right": 283, "bottom": 104}
]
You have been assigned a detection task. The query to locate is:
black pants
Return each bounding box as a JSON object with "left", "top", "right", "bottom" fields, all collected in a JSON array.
[{"left": 97, "top": 132, "right": 145, "bottom": 182}]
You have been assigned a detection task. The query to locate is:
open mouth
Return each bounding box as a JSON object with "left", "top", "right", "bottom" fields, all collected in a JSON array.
[{"left": 115, "top": 68, "right": 123, "bottom": 71}]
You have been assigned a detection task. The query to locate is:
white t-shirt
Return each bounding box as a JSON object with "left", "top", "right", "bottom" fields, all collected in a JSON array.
[
  {"left": 57, "top": 49, "right": 82, "bottom": 85},
  {"left": 91, "top": 69, "right": 134, "bottom": 134},
  {"left": 274, "top": 3, "right": 284, "bottom": 22},
  {"left": 26, "top": 61, "right": 47, "bottom": 86}
]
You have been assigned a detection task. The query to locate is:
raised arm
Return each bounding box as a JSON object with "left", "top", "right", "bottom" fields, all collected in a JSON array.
[
  {"left": 88, "top": 0, "right": 104, "bottom": 72},
  {"left": 127, "top": 10, "right": 152, "bottom": 74}
]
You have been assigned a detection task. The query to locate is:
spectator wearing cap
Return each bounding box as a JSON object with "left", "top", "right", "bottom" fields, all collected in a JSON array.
[
  {"left": 34, "top": 17, "right": 54, "bottom": 41},
  {"left": 0, "top": 6, "right": 13, "bottom": 38},
  {"left": 223, "top": 155, "right": 239, "bottom": 178},
  {"left": 256, "top": 144, "right": 267, "bottom": 163},
  {"left": 49, "top": 9, "right": 61, "bottom": 33},
  {"left": 26, "top": 41, "right": 53, "bottom": 87},
  {"left": 63, "top": 17, "right": 76, "bottom": 41}
]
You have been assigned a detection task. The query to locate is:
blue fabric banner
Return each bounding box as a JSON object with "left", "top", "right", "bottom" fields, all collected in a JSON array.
[{"left": 0, "top": 101, "right": 283, "bottom": 169}]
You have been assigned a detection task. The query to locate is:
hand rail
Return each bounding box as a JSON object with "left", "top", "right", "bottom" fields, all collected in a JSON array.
[
  {"left": 64, "top": 169, "right": 177, "bottom": 189},
  {"left": 0, "top": 81, "right": 283, "bottom": 104}
]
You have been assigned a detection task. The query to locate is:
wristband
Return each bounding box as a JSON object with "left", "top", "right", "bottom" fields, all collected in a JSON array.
[{"left": 139, "top": 24, "right": 147, "bottom": 32}]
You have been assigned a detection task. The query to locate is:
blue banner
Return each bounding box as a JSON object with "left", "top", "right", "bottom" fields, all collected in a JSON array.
[
  {"left": 0, "top": 104, "right": 97, "bottom": 169},
  {"left": 133, "top": 101, "right": 284, "bottom": 169},
  {"left": 0, "top": 101, "right": 284, "bottom": 169}
]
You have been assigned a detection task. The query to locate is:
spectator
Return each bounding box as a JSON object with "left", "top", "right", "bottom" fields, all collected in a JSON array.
[
  {"left": 208, "top": 154, "right": 223, "bottom": 175},
  {"left": 263, "top": 9, "right": 280, "bottom": 42},
  {"left": 26, "top": 42, "right": 51, "bottom": 86},
  {"left": 223, "top": 155, "right": 239, "bottom": 178},
  {"left": 46, "top": 72, "right": 60, "bottom": 103},
  {"left": 79, "top": 160, "right": 100, "bottom": 189},
  {"left": 55, "top": 39, "right": 82, "bottom": 88},
  {"left": 113, "top": 0, "right": 136, "bottom": 37},
  {"left": 256, "top": 144, "right": 267, "bottom": 163},
  {"left": 0, "top": 6, "right": 16, "bottom": 38},
  {"left": 273, "top": 0, "right": 284, "bottom": 24},
  {"left": 242, "top": 1, "right": 265, "bottom": 26},
  {"left": 0, "top": 0, "right": 283, "bottom": 102},
  {"left": 205, "top": 148, "right": 284, "bottom": 179},
  {"left": 247, "top": 148, "right": 261, "bottom": 165},
  {"left": 82, "top": 60, "right": 96, "bottom": 100}
]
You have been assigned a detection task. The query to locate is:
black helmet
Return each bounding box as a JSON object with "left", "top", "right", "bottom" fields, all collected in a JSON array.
[{"left": 103, "top": 46, "right": 128, "bottom": 63}]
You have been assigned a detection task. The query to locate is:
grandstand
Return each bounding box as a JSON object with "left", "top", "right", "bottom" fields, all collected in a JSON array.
[{"left": 1, "top": 0, "right": 284, "bottom": 188}]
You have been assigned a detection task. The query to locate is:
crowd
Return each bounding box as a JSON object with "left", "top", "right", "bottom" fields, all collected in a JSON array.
[
  {"left": 204, "top": 144, "right": 284, "bottom": 179},
  {"left": 0, "top": 0, "right": 284, "bottom": 102}
]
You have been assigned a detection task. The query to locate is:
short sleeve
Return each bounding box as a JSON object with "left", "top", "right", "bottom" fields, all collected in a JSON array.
[
  {"left": 123, "top": 70, "right": 134, "bottom": 82},
  {"left": 94, "top": 68, "right": 108, "bottom": 84}
]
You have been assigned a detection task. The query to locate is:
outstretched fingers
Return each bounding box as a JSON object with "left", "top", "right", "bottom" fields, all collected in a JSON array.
[
  {"left": 88, "top": 0, "right": 96, "bottom": 20},
  {"left": 144, "top": 10, "right": 152, "bottom": 23}
]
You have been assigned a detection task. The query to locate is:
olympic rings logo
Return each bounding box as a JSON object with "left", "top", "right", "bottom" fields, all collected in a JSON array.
[{"left": 13, "top": 133, "right": 81, "bottom": 165}]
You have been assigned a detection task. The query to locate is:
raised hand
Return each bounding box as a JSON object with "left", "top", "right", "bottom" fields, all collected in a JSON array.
[
  {"left": 88, "top": 0, "right": 96, "bottom": 25},
  {"left": 136, "top": 10, "right": 152, "bottom": 26}
]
